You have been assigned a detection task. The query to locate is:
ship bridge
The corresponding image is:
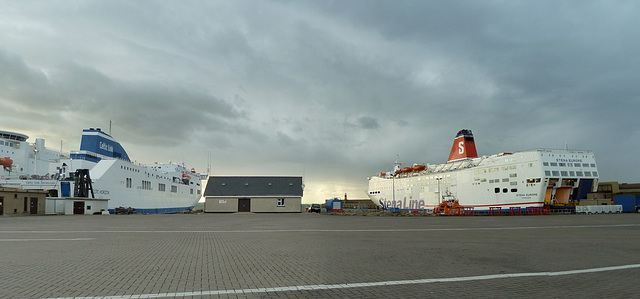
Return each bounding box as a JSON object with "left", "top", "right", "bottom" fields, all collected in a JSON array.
[{"left": 0, "top": 130, "right": 29, "bottom": 142}]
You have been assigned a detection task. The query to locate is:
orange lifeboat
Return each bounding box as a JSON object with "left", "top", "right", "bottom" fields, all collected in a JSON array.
[
  {"left": 412, "top": 164, "right": 426, "bottom": 171},
  {"left": 401, "top": 167, "right": 412, "bottom": 173},
  {"left": 182, "top": 173, "right": 191, "bottom": 179},
  {"left": 0, "top": 157, "right": 13, "bottom": 168},
  {"left": 395, "top": 170, "right": 402, "bottom": 175},
  {"left": 379, "top": 172, "right": 386, "bottom": 176}
]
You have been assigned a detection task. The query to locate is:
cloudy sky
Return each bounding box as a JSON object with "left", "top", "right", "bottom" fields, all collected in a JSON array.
[{"left": 1, "top": 1, "right": 639, "bottom": 203}]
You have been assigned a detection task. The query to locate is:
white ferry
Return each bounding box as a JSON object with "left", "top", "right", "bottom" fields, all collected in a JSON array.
[
  {"left": 0, "top": 128, "right": 206, "bottom": 214},
  {"left": 368, "top": 129, "right": 599, "bottom": 211}
]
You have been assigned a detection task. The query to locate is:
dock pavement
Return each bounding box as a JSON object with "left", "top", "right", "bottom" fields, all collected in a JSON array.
[{"left": 1, "top": 213, "right": 639, "bottom": 298}]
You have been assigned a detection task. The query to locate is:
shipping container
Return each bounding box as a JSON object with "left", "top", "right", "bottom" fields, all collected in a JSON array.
[{"left": 613, "top": 194, "right": 640, "bottom": 212}]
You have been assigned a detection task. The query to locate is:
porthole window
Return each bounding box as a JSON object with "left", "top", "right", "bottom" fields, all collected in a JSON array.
[
  {"left": 502, "top": 188, "right": 508, "bottom": 193},
  {"left": 495, "top": 187, "right": 500, "bottom": 193}
]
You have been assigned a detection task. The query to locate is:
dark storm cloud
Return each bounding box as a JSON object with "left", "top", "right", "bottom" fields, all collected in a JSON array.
[
  {"left": 0, "top": 50, "right": 59, "bottom": 108},
  {"left": 357, "top": 116, "right": 379, "bottom": 130},
  {"left": 0, "top": 50, "right": 245, "bottom": 147}
]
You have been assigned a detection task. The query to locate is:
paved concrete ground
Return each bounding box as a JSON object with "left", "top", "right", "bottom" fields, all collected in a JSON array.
[{"left": 1, "top": 213, "right": 639, "bottom": 298}]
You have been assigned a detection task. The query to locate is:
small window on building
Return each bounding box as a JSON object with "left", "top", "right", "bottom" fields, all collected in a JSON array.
[
  {"left": 592, "top": 171, "right": 598, "bottom": 177},
  {"left": 502, "top": 188, "right": 508, "bottom": 193},
  {"left": 561, "top": 171, "right": 568, "bottom": 176},
  {"left": 582, "top": 163, "right": 589, "bottom": 167},
  {"left": 584, "top": 171, "right": 591, "bottom": 177},
  {"left": 545, "top": 170, "right": 551, "bottom": 176},
  {"left": 277, "top": 198, "right": 285, "bottom": 207},
  {"left": 543, "top": 162, "right": 549, "bottom": 166},
  {"left": 495, "top": 188, "right": 500, "bottom": 193},
  {"left": 590, "top": 163, "right": 596, "bottom": 167},
  {"left": 552, "top": 171, "right": 560, "bottom": 176},
  {"left": 550, "top": 162, "right": 558, "bottom": 166},
  {"left": 171, "top": 186, "right": 178, "bottom": 193},
  {"left": 576, "top": 171, "right": 583, "bottom": 177},
  {"left": 511, "top": 188, "right": 518, "bottom": 193}
]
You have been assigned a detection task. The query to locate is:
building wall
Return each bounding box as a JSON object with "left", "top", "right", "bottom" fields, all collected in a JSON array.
[
  {"left": 0, "top": 188, "right": 47, "bottom": 216},
  {"left": 46, "top": 198, "right": 66, "bottom": 214},
  {"left": 205, "top": 196, "right": 301, "bottom": 213},
  {"left": 251, "top": 197, "right": 301, "bottom": 213},
  {"left": 204, "top": 197, "right": 239, "bottom": 212}
]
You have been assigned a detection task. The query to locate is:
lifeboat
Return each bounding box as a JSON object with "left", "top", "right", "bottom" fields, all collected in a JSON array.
[
  {"left": 412, "top": 164, "right": 426, "bottom": 171},
  {"left": 0, "top": 157, "right": 13, "bottom": 168},
  {"left": 395, "top": 170, "right": 402, "bottom": 175},
  {"left": 378, "top": 172, "right": 387, "bottom": 176},
  {"left": 401, "top": 167, "right": 412, "bottom": 173},
  {"left": 182, "top": 173, "right": 191, "bottom": 179},
  {"left": 191, "top": 167, "right": 196, "bottom": 173}
]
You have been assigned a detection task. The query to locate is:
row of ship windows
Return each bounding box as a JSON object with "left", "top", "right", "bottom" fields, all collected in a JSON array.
[
  {"left": 122, "top": 165, "right": 140, "bottom": 173},
  {"left": 122, "top": 165, "right": 175, "bottom": 181},
  {"left": 0, "top": 140, "right": 19, "bottom": 148},
  {"left": 370, "top": 186, "right": 521, "bottom": 195},
  {"left": 124, "top": 177, "right": 199, "bottom": 194},
  {"left": 543, "top": 162, "right": 596, "bottom": 168},
  {"left": 475, "top": 165, "right": 526, "bottom": 174},
  {"left": 545, "top": 170, "right": 597, "bottom": 177}
]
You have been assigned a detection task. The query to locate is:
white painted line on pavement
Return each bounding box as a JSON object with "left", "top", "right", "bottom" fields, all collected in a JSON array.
[
  {"left": 2, "top": 223, "right": 640, "bottom": 234},
  {"left": 0, "top": 238, "right": 94, "bottom": 241},
  {"left": 42, "top": 263, "right": 640, "bottom": 299}
]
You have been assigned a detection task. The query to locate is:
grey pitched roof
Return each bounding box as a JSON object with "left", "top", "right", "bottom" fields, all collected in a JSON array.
[{"left": 204, "top": 176, "right": 303, "bottom": 197}]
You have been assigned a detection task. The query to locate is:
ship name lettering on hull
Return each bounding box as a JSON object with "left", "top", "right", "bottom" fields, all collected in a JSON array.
[{"left": 380, "top": 199, "right": 426, "bottom": 210}]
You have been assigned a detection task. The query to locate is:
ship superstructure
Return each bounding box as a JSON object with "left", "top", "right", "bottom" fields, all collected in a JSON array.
[
  {"left": 1, "top": 128, "right": 205, "bottom": 214},
  {"left": 368, "top": 129, "right": 599, "bottom": 211}
]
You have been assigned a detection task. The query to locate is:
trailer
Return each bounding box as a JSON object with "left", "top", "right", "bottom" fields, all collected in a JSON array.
[{"left": 613, "top": 195, "right": 640, "bottom": 213}]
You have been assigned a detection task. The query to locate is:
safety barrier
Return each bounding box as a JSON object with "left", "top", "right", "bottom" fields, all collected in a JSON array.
[
  {"left": 509, "top": 207, "right": 522, "bottom": 216},
  {"left": 489, "top": 207, "right": 502, "bottom": 216}
]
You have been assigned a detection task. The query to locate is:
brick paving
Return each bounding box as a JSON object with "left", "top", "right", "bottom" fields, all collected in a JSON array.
[{"left": 0, "top": 213, "right": 639, "bottom": 298}]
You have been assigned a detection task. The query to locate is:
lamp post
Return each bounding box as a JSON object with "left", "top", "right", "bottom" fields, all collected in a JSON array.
[
  {"left": 436, "top": 177, "right": 442, "bottom": 204},
  {"left": 34, "top": 148, "right": 38, "bottom": 177}
]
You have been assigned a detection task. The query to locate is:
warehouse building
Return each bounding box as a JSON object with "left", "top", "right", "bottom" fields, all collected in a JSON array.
[
  {"left": 0, "top": 188, "right": 48, "bottom": 216},
  {"left": 204, "top": 176, "right": 303, "bottom": 213}
]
